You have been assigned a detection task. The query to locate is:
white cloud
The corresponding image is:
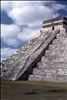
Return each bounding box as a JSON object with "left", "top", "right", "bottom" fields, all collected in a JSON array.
[
  {"left": 52, "top": 4, "right": 66, "bottom": 11},
  {"left": 1, "top": 1, "right": 66, "bottom": 61},
  {"left": 1, "top": 1, "right": 12, "bottom": 11},
  {"left": 2, "top": 1, "right": 66, "bottom": 32},
  {"left": 1, "top": 1, "right": 60, "bottom": 44},
  {"left": 7, "top": 1, "right": 58, "bottom": 26},
  {"left": 3, "top": 38, "right": 20, "bottom": 46},
  {"left": 1, "top": 1, "right": 60, "bottom": 26},
  {"left": 1, "top": 24, "right": 20, "bottom": 46},
  {"left": 1, "top": 48, "right": 18, "bottom": 61},
  {"left": 18, "top": 28, "right": 40, "bottom": 41},
  {"left": 1, "top": 24, "right": 20, "bottom": 38}
]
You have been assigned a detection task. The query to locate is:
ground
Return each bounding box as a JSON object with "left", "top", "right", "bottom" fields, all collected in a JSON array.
[{"left": 1, "top": 80, "right": 67, "bottom": 100}]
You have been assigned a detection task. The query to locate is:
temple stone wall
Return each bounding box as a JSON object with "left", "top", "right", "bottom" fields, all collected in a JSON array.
[
  {"left": 42, "top": 25, "right": 67, "bottom": 33},
  {"left": 43, "top": 19, "right": 63, "bottom": 26}
]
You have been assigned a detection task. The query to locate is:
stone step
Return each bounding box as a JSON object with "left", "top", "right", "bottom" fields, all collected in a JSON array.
[
  {"left": 53, "top": 41, "right": 67, "bottom": 46},
  {"left": 53, "top": 37, "right": 67, "bottom": 43},
  {"left": 42, "top": 57, "right": 67, "bottom": 64},
  {"left": 53, "top": 40, "right": 67, "bottom": 46},
  {"left": 51, "top": 37, "right": 67, "bottom": 43},
  {"left": 33, "top": 68, "right": 56, "bottom": 75},
  {"left": 29, "top": 74, "right": 56, "bottom": 81},
  {"left": 4, "top": 53, "right": 23, "bottom": 65},
  {"left": 45, "top": 52, "right": 67, "bottom": 58},
  {"left": 56, "top": 75, "right": 67, "bottom": 82},
  {"left": 41, "top": 56, "right": 67, "bottom": 63},
  {"left": 29, "top": 74, "right": 67, "bottom": 82},
  {"left": 49, "top": 45, "right": 67, "bottom": 50},
  {"left": 56, "top": 32, "right": 67, "bottom": 38},
  {"left": 33, "top": 68, "right": 67, "bottom": 75},
  {"left": 45, "top": 50, "right": 66, "bottom": 57},
  {"left": 51, "top": 47, "right": 67, "bottom": 51},
  {"left": 49, "top": 44, "right": 67, "bottom": 50},
  {"left": 37, "top": 61, "right": 67, "bottom": 69}
]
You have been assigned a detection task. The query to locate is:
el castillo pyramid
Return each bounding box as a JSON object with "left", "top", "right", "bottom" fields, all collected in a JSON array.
[{"left": 1, "top": 17, "right": 67, "bottom": 82}]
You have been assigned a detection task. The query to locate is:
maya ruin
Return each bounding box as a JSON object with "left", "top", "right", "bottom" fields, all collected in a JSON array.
[{"left": 1, "top": 17, "right": 67, "bottom": 82}]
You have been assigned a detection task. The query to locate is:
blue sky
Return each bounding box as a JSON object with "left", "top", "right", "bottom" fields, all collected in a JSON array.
[{"left": 1, "top": 1, "right": 67, "bottom": 61}]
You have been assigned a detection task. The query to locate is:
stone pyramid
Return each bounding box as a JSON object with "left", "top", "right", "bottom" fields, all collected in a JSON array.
[{"left": 1, "top": 17, "right": 67, "bottom": 82}]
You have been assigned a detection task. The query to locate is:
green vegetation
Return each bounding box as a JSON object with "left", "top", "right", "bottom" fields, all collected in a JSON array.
[{"left": 1, "top": 80, "right": 67, "bottom": 100}]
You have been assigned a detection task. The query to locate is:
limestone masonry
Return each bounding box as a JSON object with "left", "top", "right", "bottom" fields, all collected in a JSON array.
[{"left": 1, "top": 17, "right": 67, "bottom": 82}]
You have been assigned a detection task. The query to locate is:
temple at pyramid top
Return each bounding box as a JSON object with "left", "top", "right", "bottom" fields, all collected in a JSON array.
[{"left": 42, "top": 17, "right": 67, "bottom": 32}]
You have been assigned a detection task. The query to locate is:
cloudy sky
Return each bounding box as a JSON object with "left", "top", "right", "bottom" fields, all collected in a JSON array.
[{"left": 1, "top": 0, "right": 67, "bottom": 61}]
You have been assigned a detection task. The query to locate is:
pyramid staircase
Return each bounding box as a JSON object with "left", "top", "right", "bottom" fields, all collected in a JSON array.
[{"left": 29, "top": 30, "right": 67, "bottom": 82}]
